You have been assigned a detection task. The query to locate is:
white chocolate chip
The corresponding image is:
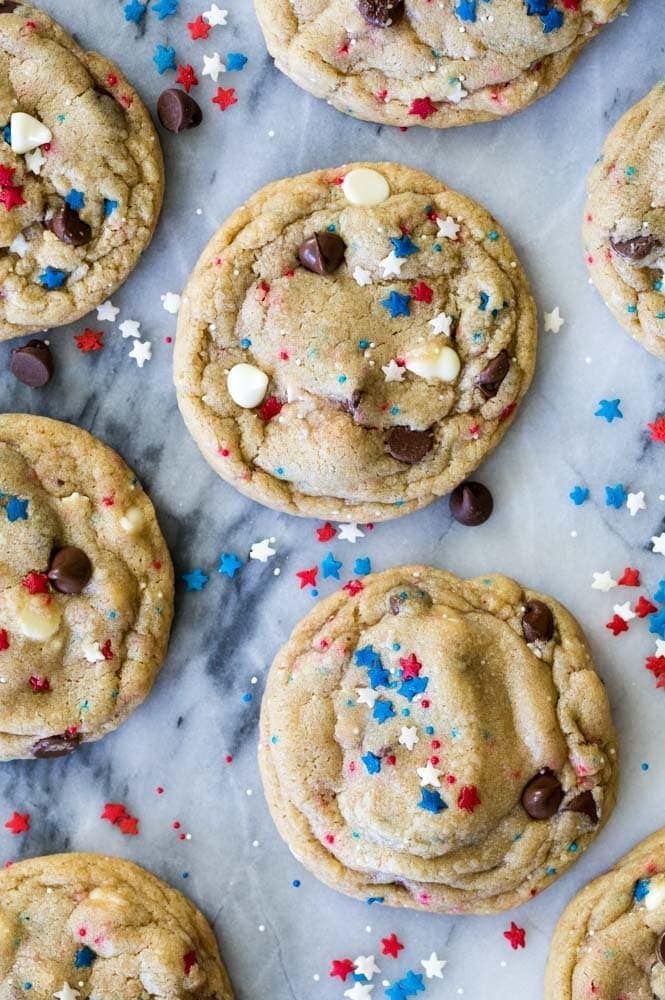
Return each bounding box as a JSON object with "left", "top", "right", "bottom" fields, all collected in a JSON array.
[
  {"left": 405, "top": 344, "right": 461, "bottom": 382},
  {"left": 342, "top": 168, "right": 390, "bottom": 207},
  {"left": 17, "top": 595, "right": 61, "bottom": 641},
  {"left": 227, "top": 363, "right": 269, "bottom": 409},
  {"left": 10, "top": 111, "right": 52, "bottom": 155},
  {"left": 88, "top": 887, "right": 128, "bottom": 907},
  {"left": 645, "top": 876, "right": 665, "bottom": 911},
  {"left": 120, "top": 506, "right": 144, "bottom": 535}
]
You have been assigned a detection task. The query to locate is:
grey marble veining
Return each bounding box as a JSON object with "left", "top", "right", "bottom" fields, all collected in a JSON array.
[{"left": 0, "top": 1, "right": 664, "bottom": 997}]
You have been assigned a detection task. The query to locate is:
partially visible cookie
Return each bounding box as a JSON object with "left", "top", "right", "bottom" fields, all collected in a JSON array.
[
  {"left": 584, "top": 82, "right": 665, "bottom": 359},
  {"left": 0, "top": 853, "right": 234, "bottom": 999},
  {"left": 174, "top": 162, "right": 537, "bottom": 522},
  {"left": 0, "top": 3, "right": 164, "bottom": 341},
  {"left": 0, "top": 414, "right": 174, "bottom": 760},
  {"left": 259, "top": 565, "right": 618, "bottom": 914},
  {"left": 545, "top": 828, "right": 665, "bottom": 999},
  {"left": 254, "top": 0, "right": 627, "bottom": 129}
]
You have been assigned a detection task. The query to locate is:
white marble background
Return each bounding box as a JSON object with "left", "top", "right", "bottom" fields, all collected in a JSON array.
[{"left": 0, "top": 0, "right": 664, "bottom": 997}]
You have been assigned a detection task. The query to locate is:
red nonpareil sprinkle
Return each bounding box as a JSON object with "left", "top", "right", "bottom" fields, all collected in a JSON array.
[
  {"left": 457, "top": 785, "right": 481, "bottom": 813},
  {"left": 316, "top": 522, "right": 336, "bottom": 542},
  {"left": 258, "top": 396, "right": 283, "bottom": 421},
  {"left": 0, "top": 629, "right": 8, "bottom": 651},
  {"left": 225, "top": 754, "right": 233, "bottom": 764},
  {"left": 29, "top": 675, "right": 50, "bottom": 693},
  {"left": 21, "top": 571, "right": 49, "bottom": 595},
  {"left": 381, "top": 933, "right": 404, "bottom": 958},
  {"left": 176, "top": 64, "right": 198, "bottom": 92},
  {"left": 330, "top": 959, "right": 355, "bottom": 981},
  {"left": 618, "top": 567, "right": 640, "bottom": 587},
  {"left": 324, "top": 833, "right": 335, "bottom": 844},
  {"left": 411, "top": 281, "right": 433, "bottom": 304},
  {"left": 187, "top": 14, "right": 210, "bottom": 39},
  {"left": 296, "top": 566, "right": 318, "bottom": 590},
  {"left": 648, "top": 416, "right": 665, "bottom": 442},
  {"left": 102, "top": 495, "right": 115, "bottom": 507},
  {"left": 4, "top": 812, "right": 30, "bottom": 835},
  {"left": 399, "top": 653, "right": 422, "bottom": 679},
  {"left": 106, "top": 73, "right": 118, "bottom": 87},
  {"left": 409, "top": 96, "right": 438, "bottom": 120},
  {"left": 504, "top": 922, "right": 526, "bottom": 950},
  {"left": 499, "top": 402, "right": 517, "bottom": 422},
  {"left": 183, "top": 950, "right": 198, "bottom": 974},
  {"left": 212, "top": 86, "right": 237, "bottom": 111},
  {"left": 75, "top": 329, "right": 104, "bottom": 352},
  {"left": 636, "top": 596, "right": 657, "bottom": 618},
  {"left": 606, "top": 614, "right": 629, "bottom": 636}
]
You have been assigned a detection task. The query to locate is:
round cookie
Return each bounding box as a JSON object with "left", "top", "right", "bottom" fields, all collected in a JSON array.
[
  {"left": 584, "top": 82, "right": 665, "bottom": 359},
  {"left": 0, "top": 853, "right": 234, "bottom": 998},
  {"left": 0, "top": 3, "right": 164, "bottom": 341},
  {"left": 254, "top": 0, "right": 627, "bottom": 129},
  {"left": 0, "top": 414, "right": 174, "bottom": 760},
  {"left": 174, "top": 162, "right": 537, "bottom": 522},
  {"left": 545, "top": 828, "right": 665, "bottom": 999},
  {"left": 258, "top": 565, "right": 618, "bottom": 914}
]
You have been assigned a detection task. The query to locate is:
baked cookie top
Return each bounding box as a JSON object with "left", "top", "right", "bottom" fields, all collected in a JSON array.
[
  {"left": 0, "top": 414, "right": 174, "bottom": 760},
  {"left": 0, "top": 2, "right": 164, "bottom": 341},
  {"left": 174, "top": 162, "right": 537, "bottom": 522},
  {"left": 259, "top": 565, "right": 618, "bottom": 914},
  {"left": 584, "top": 82, "right": 665, "bottom": 359},
  {"left": 0, "top": 853, "right": 233, "bottom": 999},
  {"left": 545, "top": 828, "right": 665, "bottom": 999},
  {"left": 254, "top": 0, "right": 626, "bottom": 129}
]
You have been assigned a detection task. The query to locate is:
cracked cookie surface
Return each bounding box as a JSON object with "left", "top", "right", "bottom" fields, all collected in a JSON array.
[
  {"left": 174, "top": 162, "right": 537, "bottom": 522},
  {"left": 259, "top": 565, "right": 618, "bottom": 914},
  {"left": 584, "top": 82, "right": 665, "bottom": 359},
  {"left": 254, "top": 0, "right": 627, "bottom": 129},
  {"left": 0, "top": 2, "right": 164, "bottom": 341},
  {"left": 0, "top": 853, "right": 233, "bottom": 999},
  {"left": 0, "top": 414, "right": 174, "bottom": 760}
]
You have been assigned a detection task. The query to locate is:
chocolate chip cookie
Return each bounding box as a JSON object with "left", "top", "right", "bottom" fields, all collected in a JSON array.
[
  {"left": 174, "top": 162, "right": 537, "bottom": 521},
  {"left": 0, "top": 414, "right": 174, "bottom": 760},
  {"left": 254, "top": 0, "right": 627, "bottom": 129},
  {"left": 0, "top": 3, "right": 164, "bottom": 341},
  {"left": 545, "top": 827, "right": 665, "bottom": 999},
  {"left": 0, "top": 853, "right": 234, "bottom": 999},
  {"left": 258, "top": 565, "right": 618, "bottom": 913},
  {"left": 584, "top": 82, "right": 665, "bottom": 358}
]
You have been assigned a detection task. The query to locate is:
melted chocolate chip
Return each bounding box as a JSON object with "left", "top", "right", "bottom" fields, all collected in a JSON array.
[
  {"left": 389, "top": 594, "right": 401, "bottom": 615},
  {"left": 386, "top": 426, "right": 434, "bottom": 464},
  {"left": 476, "top": 349, "right": 510, "bottom": 399},
  {"left": 449, "top": 481, "right": 494, "bottom": 526},
  {"left": 610, "top": 233, "right": 661, "bottom": 262},
  {"left": 298, "top": 232, "right": 346, "bottom": 275},
  {"left": 32, "top": 732, "right": 82, "bottom": 758},
  {"left": 522, "top": 600, "right": 554, "bottom": 643},
  {"left": 357, "top": 0, "right": 405, "bottom": 26},
  {"left": 47, "top": 546, "right": 93, "bottom": 595},
  {"left": 10, "top": 340, "right": 54, "bottom": 387},
  {"left": 47, "top": 204, "right": 92, "bottom": 247},
  {"left": 657, "top": 932, "right": 665, "bottom": 966},
  {"left": 566, "top": 790, "right": 598, "bottom": 825},
  {"left": 157, "top": 88, "right": 203, "bottom": 133},
  {"left": 0, "top": 2, "right": 20, "bottom": 11},
  {"left": 521, "top": 769, "right": 564, "bottom": 820}
]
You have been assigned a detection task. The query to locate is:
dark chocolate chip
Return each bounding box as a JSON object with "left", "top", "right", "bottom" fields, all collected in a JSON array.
[
  {"left": 476, "top": 349, "right": 510, "bottom": 399},
  {"left": 47, "top": 546, "right": 92, "bottom": 595},
  {"left": 157, "top": 88, "right": 203, "bottom": 133},
  {"left": 340, "top": 389, "right": 362, "bottom": 417},
  {"left": 10, "top": 340, "right": 54, "bottom": 388},
  {"left": 449, "top": 481, "right": 494, "bottom": 526},
  {"left": 386, "top": 426, "right": 434, "bottom": 464},
  {"left": 32, "top": 732, "right": 82, "bottom": 758},
  {"left": 657, "top": 931, "right": 665, "bottom": 966},
  {"left": 521, "top": 769, "right": 564, "bottom": 820},
  {"left": 522, "top": 600, "right": 554, "bottom": 643},
  {"left": 298, "top": 232, "right": 346, "bottom": 275},
  {"left": 357, "top": 0, "right": 405, "bottom": 26},
  {"left": 0, "top": 2, "right": 20, "bottom": 11},
  {"left": 610, "top": 233, "right": 661, "bottom": 262},
  {"left": 389, "top": 594, "right": 401, "bottom": 615},
  {"left": 47, "top": 204, "right": 92, "bottom": 247},
  {"left": 566, "top": 790, "right": 598, "bottom": 825}
]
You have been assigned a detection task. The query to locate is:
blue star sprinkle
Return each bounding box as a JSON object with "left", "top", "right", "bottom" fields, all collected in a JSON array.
[
  {"left": 355, "top": 645, "right": 383, "bottom": 669},
  {"left": 153, "top": 45, "right": 176, "bottom": 74},
  {"left": 226, "top": 52, "right": 248, "bottom": 71},
  {"left": 418, "top": 788, "right": 447, "bottom": 814},
  {"left": 354, "top": 557, "right": 372, "bottom": 576},
  {"left": 38, "top": 267, "right": 67, "bottom": 290},
  {"left": 397, "top": 971, "right": 425, "bottom": 996},
  {"left": 540, "top": 8, "right": 563, "bottom": 31},
  {"left": 321, "top": 552, "right": 343, "bottom": 580},
  {"left": 182, "top": 569, "right": 209, "bottom": 592},
  {"left": 479, "top": 291, "right": 490, "bottom": 311},
  {"left": 455, "top": 0, "right": 477, "bottom": 20},
  {"left": 399, "top": 676, "right": 429, "bottom": 701},
  {"left": 595, "top": 399, "right": 623, "bottom": 423},
  {"left": 104, "top": 199, "right": 118, "bottom": 216},
  {"left": 390, "top": 235, "right": 419, "bottom": 258},
  {"left": 634, "top": 878, "right": 651, "bottom": 902},
  {"left": 649, "top": 608, "right": 665, "bottom": 639},
  {"left": 152, "top": 0, "right": 179, "bottom": 17},
  {"left": 653, "top": 580, "right": 665, "bottom": 603},
  {"left": 65, "top": 189, "right": 84, "bottom": 211},
  {"left": 218, "top": 553, "right": 243, "bottom": 578},
  {"left": 569, "top": 486, "right": 589, "bottom": 506},
  {"left": 605, "top": 484, "right": 627, "bottom": 509},
  {"left": 381, "top": 290, "right": 411, "bottom": 318},
  {"left": 368, "top": 665, "right": 391, "bottom": 689},
  {"left": 362, "top": 752, "right": 381, "bottom": 775},
  {"left": 524, "top": 0, "right": 549, "bottom": 12},
  {"left": 123, "top": 0, "right": 146, "bottom": 22},
  {"left": 5, "top": 496, "right": 28, "bottom": 521},
  {"left": 74, "top": 946, "right": 96, "bottom": 969},
  {"left": 385, "top": 986, "right": 407, "bottom": 1000},
  {"left": 372, "top": 699, "right": 395, "bottom": 725}
]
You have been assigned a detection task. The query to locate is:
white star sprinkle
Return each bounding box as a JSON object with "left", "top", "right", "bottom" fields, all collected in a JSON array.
[
  {"left": 421, "top": 952, "right": 447, "bottom": 979},
  {"left": 162, "top": 291, "right": 181, "bottom": 314},
  {"left": 437, "top": 215, "right": 459, "bottom": 240},
  {"left": 429, "top": 311, "right": 453, "bottom": 336},
  {"left": 353, "top": 266, "right": 372, "bottom": 287},
  {"left": 398, "top": 726, "right": 418, "bottom": 751},
  {"left": 382, "top": 359, "right": 405, "bottom": 383},
  {"left": 656, "top": 639, "right": 665, "bottom": 657},
  {"left": 543, "top": 307, "right": 565, "bottom": 333},
  {"left": 652, "top": 533, "right": 665, "bottom": 555},
  {"left": 356, "top": 687, "right": 378, "bottom": 709},
  {"left": 97, "top": 299, "right": 119, "bottom": 322},
  {"left": 627, "top": 491, "right": 646, "bottom": 516},
  {"left": 613, "top": 602, "right": 636, "bottom": 622},
  {"left": 249, "top": 538, "right": 276, "bottom": 562},
  {"left": 119, "top": 318, "right": 141, "bottom": 339},
  {"left": 446, "top": 80, "right": 467, "bottom": 104},
  {"left": 53, "top": 985, "right": 80, "bottom": 1000},
  {"left": 379, "top": 250, "right": 404, "bottom": 278},
  {"left": 203, "top": 3, "right": 228, "bottom": 25},
  {"left": 344, "top": 984, "right": 374, "bottom": 1000},
  {"left": 202, "top": 52, "right": 225, "bottom": 82},
  {"left": 128, "top": 340, "right": 152, "bottom": 368},
  {"left": 354, "top": 956, "right": 380, "bottom": 981},
  {"left": 82, "top": 641, "right": 105, "bottom": 663},
  {"left": 9, "top": 232, "right": 28, "bottom": 257},
  {"left": 417, "top": 761, "right": 441, "bottom": 787},
  {"left": 338, "top": 523, "right": 364, "bottom": 544},
  {"left": 25, "top": 147, "right": 46, "bottom": 175},
  {"left": 591, "top": 571, "right": 617, "bottom": 593}
]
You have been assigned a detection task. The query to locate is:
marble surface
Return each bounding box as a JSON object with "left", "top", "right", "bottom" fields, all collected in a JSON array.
[{"left": 0, "top": 1, "right": 664, "bottom": 997}]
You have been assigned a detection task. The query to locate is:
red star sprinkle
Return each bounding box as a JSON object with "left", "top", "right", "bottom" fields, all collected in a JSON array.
[
  {"left": 0, "top": 629, "right": 8, "bottom": 651},
  {"left": 0, "top": 165, "right": 17, "bottom": 186},
  {"left": 183, "top": 950, "right": 198, "bottom": 974},
  {"left": 296, "top": 566, "right": 318, "bottom": 589},
  {"left": 316, "top": 522, "right": 337, "bottom": 542},
  {"left": 212, "top": 86, "right": 238, "bottom": 111},
  {"left": 4, "top": 812, "right": 30, "bottom": 835},
  {"left": 411, "top": 281, "right": 433, "bottom": 304},
  {"left": 330, "top": 959, "right": 355, "bottom": 981},
  {"left": 457, "top": 785, "right": 482, "bottom": 813},
  {"left": 409, "top": 96, "right": 438, "bottom": 120},
  {"left": 646, "top": 656, "right": 665, "bottom": 680},
  {"left": 343, "top": 579, "right": 364, "bottom": 596},
  {"left": 101, "top": 803, "right": 128, "bottom": 824},
  {"left": 258, "top": 395, "right": 283, "bottom": 421},
  {"left": 399, "top": 653, "right": 422, "bottom": 679},
  {"left": 29, "top": 675, "right": 50, "bottom": 693},
  {"left": 504, "top": 922, "right": 526, "bottom": 950},
  {"left": 100, "top": 639, "right": 113, "bottom": 661},
  {"left": 618, "top": 567, "right": 640, "bottom": 587},
  {"left": 636, "top": 596, "right": 657, "bottom": 618},
  {"left": 0, "top": 184, "right": 25, "bottom": 211},
  {"left": 117, "top": 814, "right": 139, "bottom": 836},
  {"left": 75, "top": 329, "right": 104, "bottom": 352},
  {"left": 21, "top": 571, "right": 49, "bottom": 595},
  {"left": 381, "top": 933, "right": 404, "bottom": 958},
  {"left": 648, "top": 416, "right": 665, "bottom": 442},
  {"left": 606, "top": 614, "right": 629, "bottom": 636},
  {"left": 176, "top": 64, "right": 198, "bottom": 92},
  {"left": 187, "top": 14, "right": 210, "bottom": 39}
]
